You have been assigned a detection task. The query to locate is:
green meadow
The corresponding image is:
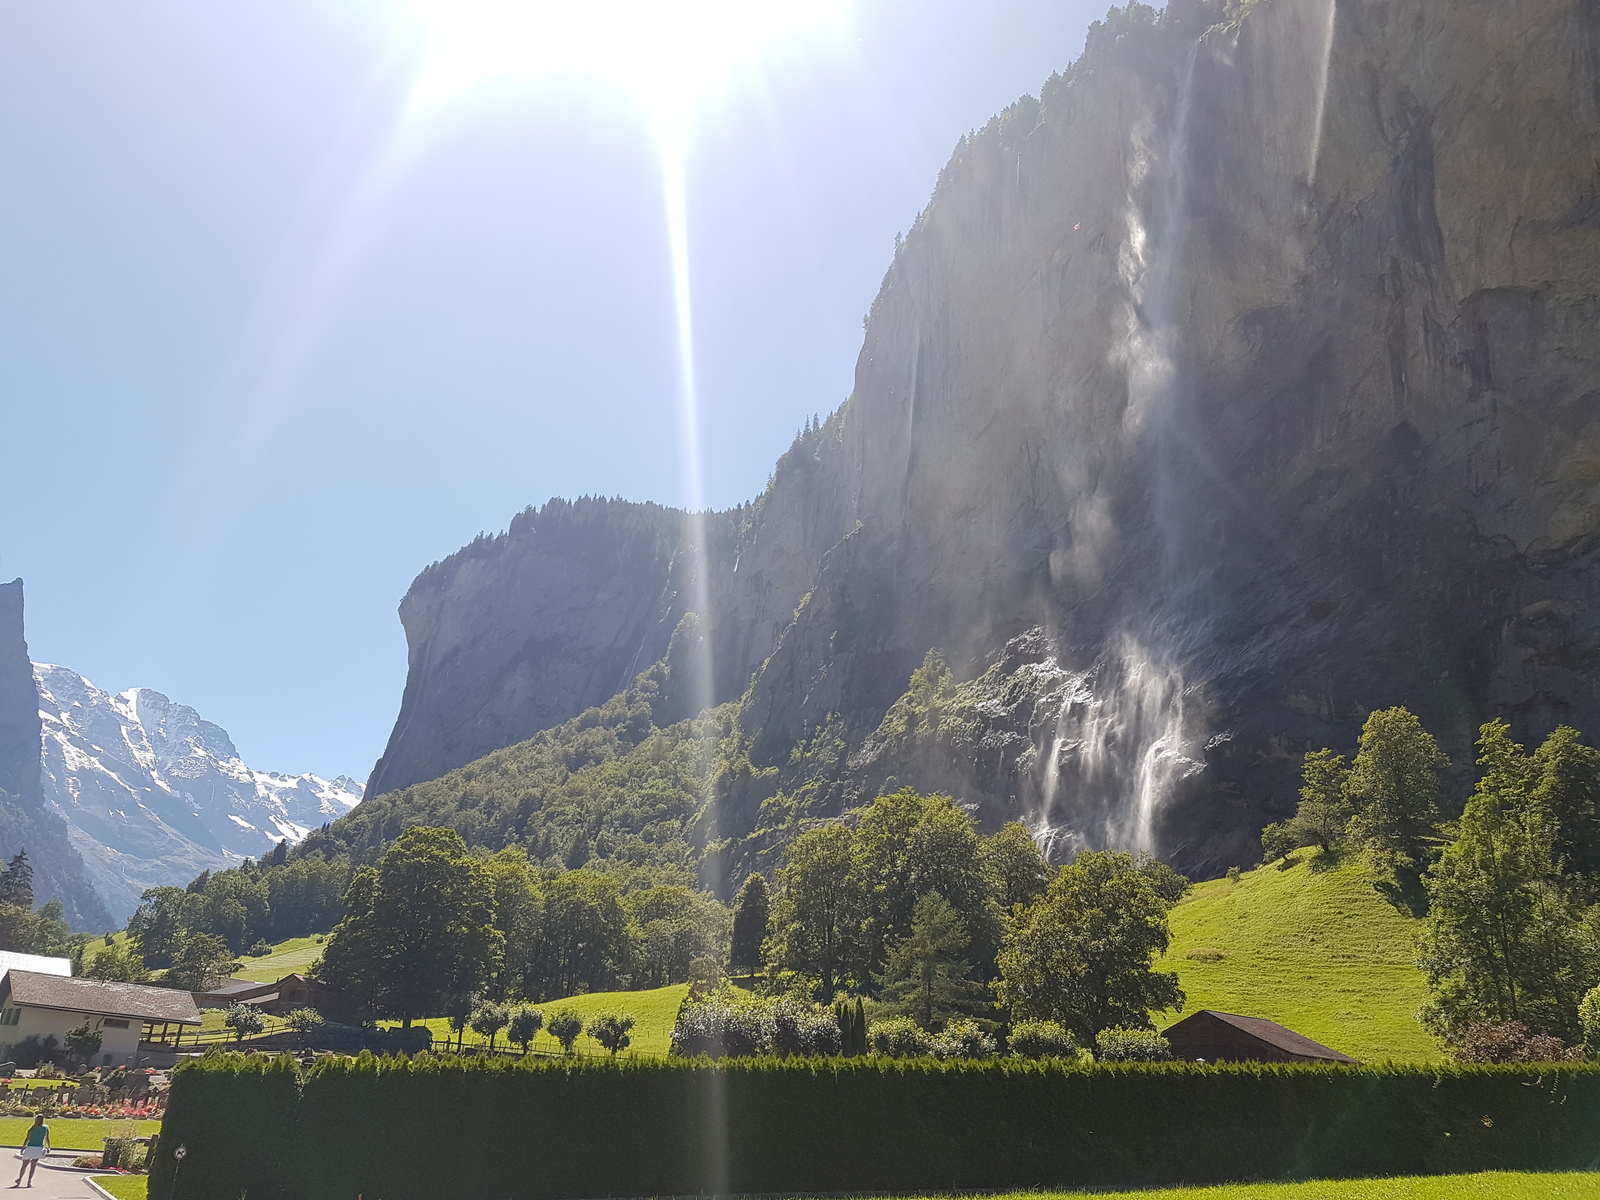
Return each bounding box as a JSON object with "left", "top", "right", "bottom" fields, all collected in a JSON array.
[{"left": 1162, "top": 849, "right": 1440, "bottom": 1063}]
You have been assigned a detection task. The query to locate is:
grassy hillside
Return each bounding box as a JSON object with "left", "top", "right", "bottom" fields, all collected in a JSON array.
[
  {"left": 1161, "top": 849, "right": 1439, "bottom": 1063},
  {"left": 233, "top": 934, "right": 325, "bottom": 982},
  {"left": 397, "top": 983, "right": 687, "bottom": 1059}
]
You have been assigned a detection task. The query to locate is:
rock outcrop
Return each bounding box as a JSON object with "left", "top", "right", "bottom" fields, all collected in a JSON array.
[
  {"left": 368, "top": 0, "right": 1600, "bottom": 876},
  {"left": 0, "top": 581, "right": 114, "bottom": 929}
]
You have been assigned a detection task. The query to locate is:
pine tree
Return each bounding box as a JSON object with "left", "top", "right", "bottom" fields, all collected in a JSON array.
[
  {"left": 875, "top": 892, "right": 990, "bottom": 1030},
  {"left": 729, "top": 873, "right": 771, "bottom": 978},
  {"left": 0, "top": 850, "right": 33, "bottom": 910}
]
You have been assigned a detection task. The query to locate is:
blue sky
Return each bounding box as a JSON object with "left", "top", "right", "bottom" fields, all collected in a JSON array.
[{"left": 0, "top": 0, "right": 1105, "bottom": 782}]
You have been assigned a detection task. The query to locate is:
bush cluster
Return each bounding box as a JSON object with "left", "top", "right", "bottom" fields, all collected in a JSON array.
[
  {"left": 670, "top": 988, "right": 840, "bottom": 1058},
  {"left": 867, "top": 1016, "right": 995, "bottom": 1059}
]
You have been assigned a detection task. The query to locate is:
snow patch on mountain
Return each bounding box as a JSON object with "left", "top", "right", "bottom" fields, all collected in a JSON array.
[{"left": 34, "top": 664, "right": 361, "bottom": 922}]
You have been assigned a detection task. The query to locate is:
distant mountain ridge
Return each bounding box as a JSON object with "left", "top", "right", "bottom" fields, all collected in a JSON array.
[{"left": 35, "top": 664, "right": 362, "bottom": 922}]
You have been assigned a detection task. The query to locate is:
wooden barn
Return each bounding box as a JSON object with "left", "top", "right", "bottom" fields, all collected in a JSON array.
[{"left": 1163, "top": 1010, "right": 1357, "bottom": 1064}]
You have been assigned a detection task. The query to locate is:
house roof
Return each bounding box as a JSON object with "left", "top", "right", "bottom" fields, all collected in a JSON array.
[
  {"left": 0, "top": 971, "right": 202, "bottom": 1026},
  {"left": 1168, "top": 1010, "right": 1357, "bottom": 1063},
  {"left": 193, "top": 977, "right": 277, "bottom": 1002},
  {"left": 0, "top": 953, "right": 70, "bottom": 979}
]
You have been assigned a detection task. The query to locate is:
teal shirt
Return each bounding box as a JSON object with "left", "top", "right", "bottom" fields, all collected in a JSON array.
[{"left": 23, "top": 1125, "right": 46, "bottom": 1148}]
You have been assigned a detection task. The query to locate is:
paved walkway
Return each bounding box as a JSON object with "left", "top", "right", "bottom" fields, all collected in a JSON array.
[{"left": 0, "top": 1150, "right": 109, "bottom": 1199}]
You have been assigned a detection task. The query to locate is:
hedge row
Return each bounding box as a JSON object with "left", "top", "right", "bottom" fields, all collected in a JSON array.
[{"left": 153, "top": 1053, "right": 1600, "bottom": 1200}]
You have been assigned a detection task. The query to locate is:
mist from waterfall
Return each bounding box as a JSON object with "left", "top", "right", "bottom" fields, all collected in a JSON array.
[{"left": 1029, "top": 41, "right": 1208, "bottom": 858}]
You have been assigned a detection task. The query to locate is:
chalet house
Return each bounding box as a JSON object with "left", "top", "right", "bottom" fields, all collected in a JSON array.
[
  {"left": 0, "top": 971, "right": 201, "bottom": 1068},
  {"left": 1163, "top": 1010, "right": 1357, "bottom": 1064}
]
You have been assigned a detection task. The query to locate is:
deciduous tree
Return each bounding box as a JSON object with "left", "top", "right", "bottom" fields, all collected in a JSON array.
[
  {"left": 995, "top": 850, "right": 1183, "bottom": 1046},
  {"left": 318, "top": 827, "right": 502, "bottom": 1026}
]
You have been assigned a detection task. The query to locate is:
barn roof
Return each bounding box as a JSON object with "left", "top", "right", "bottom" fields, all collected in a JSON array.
[
  {"left": 1, "top": 970, "right": 202, "bottom": 1025},
  {"left": 1168, "top": 1010, "right": 1356, "bottom": 1063}
]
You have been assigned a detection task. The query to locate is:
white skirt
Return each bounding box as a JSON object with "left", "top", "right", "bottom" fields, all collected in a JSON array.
[{"left": 19, "top": 1146, "right": 44, "bottom": 1161}]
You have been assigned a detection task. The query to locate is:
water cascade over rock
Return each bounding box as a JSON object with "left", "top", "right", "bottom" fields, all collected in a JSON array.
[{"left": 366, "top": 0, "right": 1600, "bottom": 876}]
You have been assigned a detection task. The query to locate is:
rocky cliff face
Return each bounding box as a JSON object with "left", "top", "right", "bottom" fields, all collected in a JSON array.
[
  {"left": 370, "top": 0, "right": 1600, "bottom": 876},
  {"left": 0, "top": 582, "right": 114, "bottom": 930}
]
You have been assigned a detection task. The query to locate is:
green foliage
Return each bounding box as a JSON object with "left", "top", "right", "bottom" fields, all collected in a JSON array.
[
  {"left": 852, "top": 788, "right": 1002, "bottom": 981},
  {"left": 0, "top": 896, "right": 88, "bottom": 963},
  {"left": 62, "top": 1021, "right": 101, "bottom": 1065},
  {"left": 161, "top": 1052, "right": 1600, "bottom": 1200},
  {"left": 0, "top": 851, "right": 33, "bottom": 908},
  {"left": 319, "top": 827, "right": 503, "bottom": 1024},
  {"left": 506, "top": 1006, "right": 543, "bottom": 1052},
  {"left": 625, "top": 883, "right": 729, "bottom": 990},
  {"left": 285, "top": 1008, "right": 325, "bottom": 1047},
  {"left": 164, "top": 932, "right": 237, "bottom": 990},
  {"left": 728, "top": 872, "right": 770, "bottom": 976},
  {"left": 1262, "top": 750, "right": 1353, "bottom": 863},
  {"left": 585, "top": 1012, "right": 635, "bottom": 1056},
  {"left": 670, "top": 985, "right": 841, "bottom": 1058},
  {"left": 996, "top": 849, "right": 1184, "bottom": 1046},
  {"left": 224, "top": 1002, "right": 267, "bottom": 1042},
  {"left": 1346, "top": 708, "right": 1449, "bottom": 901},
  {"left": 1419, "top": 722, "right": 1600, "bottom": 1043},
  {"left": 874, "top": 891, "right": 991, "bottom": 1030},
  {"left": 468, "top": 1001, "right": 511, "bottom": 1051},
  {"left": 834, "top": 996, "right": 867, "bottom": 1056},
  {"left": 1008, "top": 1019, "right": 1076, "bottom": 1059},
  {"left": 547, "top": 1008, "right": 584, "bottom": 1054},
  {"left": 771, "top": 823, "right": 856, "bottom": 997},
  {"left": 869, "top": 1015, "right": 935, "bottom": 1057},
  {"left": 981, "top": 822, "right": 1051, "bottom": 912},
  {"left": 1580, "top": 986, "right": 1600, "bottom": 1058},
  {"left": 1094, "top": 1028, "right": 1172, "bottom": 1062}
]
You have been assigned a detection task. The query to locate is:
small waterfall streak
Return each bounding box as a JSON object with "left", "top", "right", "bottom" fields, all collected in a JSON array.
[{"left": 1307, "top": 0, "right": 1338, "bottom": 183}]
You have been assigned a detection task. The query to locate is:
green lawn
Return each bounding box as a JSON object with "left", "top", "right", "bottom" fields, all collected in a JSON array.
[
  {"left": 942, "top": 1174, "right": 1600, "bottom": 1198},
  {"left": 0, "top": 1117, "right": 160, "bottom": 1150},
  {"left": 1162, "top": 850, "right": 1440, "bottom": 1063},
  {"left": 399, "top": 983, "right": 688, "bottom": 1059},
  {"left": 89, "top": 1176, "right": 147, "bottom": 1200},
  {"left": 231, "top": 935, "right": 327, "bottom": 983}
]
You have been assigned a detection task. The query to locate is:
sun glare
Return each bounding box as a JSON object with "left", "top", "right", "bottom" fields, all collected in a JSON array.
[{"left": 404, "top": 0, "right": 848, "bottom": 123}]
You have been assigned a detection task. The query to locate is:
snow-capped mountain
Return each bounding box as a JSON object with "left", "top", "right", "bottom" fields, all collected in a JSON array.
[{"left": 34, "top": 664, "right": 361, "bottom": 922}]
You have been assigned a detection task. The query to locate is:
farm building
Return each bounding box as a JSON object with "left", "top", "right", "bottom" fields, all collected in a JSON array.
[
  {"left": 0, "top": 970, "right": 201, "bottom": 1067},
  {"left": 1163, "top": 1010, "right": 1357, "bottom": 1064}
]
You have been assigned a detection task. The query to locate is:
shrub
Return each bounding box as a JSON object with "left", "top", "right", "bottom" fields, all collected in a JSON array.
[
  {"left": 12, "top": 1036, "right": 62, "bottom": 1070},
  {"left": 1452, "top": 1020, "right": 1580, "bottom": 1063},
  {"left": 1095, "top": 1028, "right": 1172, "bottom": 1062},
  {"left": 157, "top": 1053, "right": 1600, "bottom": 1200},
  {"left": 1008, "top": 1020, "right": 1076, "bottom": 1060},
  {"left": 869, "top": 1017, "right": 936, "bottom": 1058},
  {"left": 363, "top": 1025, "right": 432, "bottom": 1055},
  {"left": 931, "top": 1019, "right": 996, "bottom": 1059},
  {"left": 671, "top": 989, "right": 771, "bottom": 1058},
  {"left": 547, "top": 1009, "right": 584, "bottom": 1055},
  {"left": 769, "top": 996, "right": 841, "bottom": 1057},
  {"left": 248, "top": 939, "right": 273, "bottom": 956},
  {"left": 1582, "top": 987, "right": 1600, "bottom": 1058}
]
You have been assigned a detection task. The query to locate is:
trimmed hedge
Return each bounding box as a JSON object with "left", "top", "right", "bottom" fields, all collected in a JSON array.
[{"left": 153, "top": 1053, "right": 1600, "bottom": 1200}]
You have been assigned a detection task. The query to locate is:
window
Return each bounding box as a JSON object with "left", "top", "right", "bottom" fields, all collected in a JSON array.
[
  {"left": 102, "top": 1019, "right": 129, "bottom": 1029},
  {"left": 0, "top": 1008, "right": 19, "bottom": 1027}
]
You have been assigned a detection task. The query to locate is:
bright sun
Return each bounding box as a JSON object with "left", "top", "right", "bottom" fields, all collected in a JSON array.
[{"left": 403, "top": 0, "right": 849, "bottom": 123}]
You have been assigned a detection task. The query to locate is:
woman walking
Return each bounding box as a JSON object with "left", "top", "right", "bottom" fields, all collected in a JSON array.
[{"left": 12, "top": 1115, "right": 47, "bottom": 1187}]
